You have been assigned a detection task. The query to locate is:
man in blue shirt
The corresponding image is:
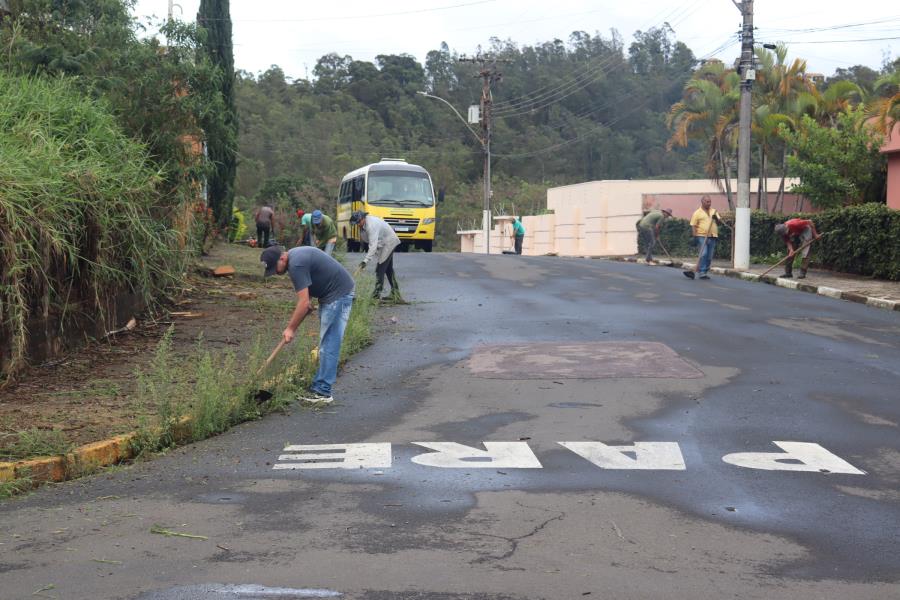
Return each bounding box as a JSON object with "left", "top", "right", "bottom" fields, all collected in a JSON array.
[{"left": 260, "top": 245, "right": 355, "bottom": 404}]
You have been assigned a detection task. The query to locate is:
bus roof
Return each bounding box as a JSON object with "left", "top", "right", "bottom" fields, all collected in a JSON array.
[{"left": 341, "top": 160, "right": 430, "bottom": 182}]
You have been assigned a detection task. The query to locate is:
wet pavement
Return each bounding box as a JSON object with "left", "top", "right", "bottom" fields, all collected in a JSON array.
[{"left": 1, "top": 253, "right": 899, "bottom": 599}]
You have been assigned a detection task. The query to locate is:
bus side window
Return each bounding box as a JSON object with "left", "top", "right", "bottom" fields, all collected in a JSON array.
[
  {"left": 339, "top": 181, "right": 350, "bottom": 204},
  {"left": 353, "top": 176, "right": 364, "bottom": 203}
]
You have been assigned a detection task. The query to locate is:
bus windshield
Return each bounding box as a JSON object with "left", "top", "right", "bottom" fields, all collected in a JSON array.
[{"left": 367, "top": 170, "right": 434, "bottom": 207}]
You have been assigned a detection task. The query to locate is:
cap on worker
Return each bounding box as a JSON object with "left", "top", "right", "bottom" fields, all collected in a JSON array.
[
  {"left": 774, "top": 223, "right": 787, "bottom": 236},
  {"left": 260, "top": 245, "right": 284, "bottom": 277},
  {"left": 349, "top": 211, "right": 367, "bottom": 225},
  {"left": 312, "top": 209, "right": 323, "bottom": 224},
  {"left": 662, "top": 208, "right": 673, "bottom": 216}
]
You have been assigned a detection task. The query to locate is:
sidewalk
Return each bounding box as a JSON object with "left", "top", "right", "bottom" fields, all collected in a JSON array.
[{"left": 613, "top": 255, "right": 900, "bottom": 311}]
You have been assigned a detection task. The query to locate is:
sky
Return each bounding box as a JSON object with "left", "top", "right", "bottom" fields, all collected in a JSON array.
[{"left": 132, "top": 0, "right": 900, "bottom": 81}]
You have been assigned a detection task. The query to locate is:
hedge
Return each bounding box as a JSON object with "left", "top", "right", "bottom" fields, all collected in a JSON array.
[{"left": 639, "top": 204, "right": 900, "bottom": 280}]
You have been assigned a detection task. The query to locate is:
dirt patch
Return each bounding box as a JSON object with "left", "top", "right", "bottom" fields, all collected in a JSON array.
[{"left": 0, "top": 244, "right": 296, "bottom": 455}]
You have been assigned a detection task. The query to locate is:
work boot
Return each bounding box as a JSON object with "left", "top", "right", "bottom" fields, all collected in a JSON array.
[
  {"left": 797, "top": 268, "right": 807, "bottom": 279},
  {"left": 683, "top": 270, "right": 695, "bottom": 280},
  {"left": 782, "top": 262, "right": 793, "bottom": 279}
]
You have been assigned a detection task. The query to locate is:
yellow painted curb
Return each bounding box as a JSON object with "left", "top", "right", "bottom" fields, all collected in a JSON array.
[
  {"left": 0, "top": 462, "right": 15, "bottom": 483},
  {"left": 0, "top": 417, "right": 196, "bottom": 487}
]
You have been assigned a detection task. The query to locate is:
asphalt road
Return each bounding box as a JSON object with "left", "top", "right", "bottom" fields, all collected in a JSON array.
[{"left": 2, "top": 253, "right": 900, "bottom": 600}]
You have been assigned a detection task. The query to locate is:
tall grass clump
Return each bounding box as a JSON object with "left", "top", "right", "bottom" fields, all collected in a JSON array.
[{"left": 0, "top": 74, "right": 182, "bottom": 376}]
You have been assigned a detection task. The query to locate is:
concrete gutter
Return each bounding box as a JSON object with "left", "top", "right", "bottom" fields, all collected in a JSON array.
[
  {"left": 610, "top": 257, "right": 900, "bottom": 312},
  {"left": 0, "top": 416, "right": 194, "bottom": 488}
]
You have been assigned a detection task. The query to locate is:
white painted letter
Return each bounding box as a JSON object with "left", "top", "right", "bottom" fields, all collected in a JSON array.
[
  {"left": 411, "top": 442, "right": 542, "bottom": 468},
  {"left": 721, "top": 442, "right": 865, "bottom": 475},
  {"left": 559, "top": 442, "right": 686, "bottom": 470},
  {"left": 274, "top": 443, "right": 392, "bottom": 470}
]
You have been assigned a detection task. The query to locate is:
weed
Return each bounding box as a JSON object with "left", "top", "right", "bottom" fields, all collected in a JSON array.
[
  {"left": 0, "top": 476, "right": 33, "bottom": 499},
  {"left": 0, "top": 428, "right": 71, "bottom": 461},
  {"left": 342, "top": 275, "right": 376, "bottom": 359}
]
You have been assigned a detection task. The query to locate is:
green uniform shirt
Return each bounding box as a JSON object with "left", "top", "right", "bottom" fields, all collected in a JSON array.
[
  {"left": 512, "top": 220, "right": 526, "bottom": 236},
  {"left": 313, "top": 215, "right": 337, "bottom": 249},
  {"left": 639, "top": 210, "right": 666, "bottom": 229}
]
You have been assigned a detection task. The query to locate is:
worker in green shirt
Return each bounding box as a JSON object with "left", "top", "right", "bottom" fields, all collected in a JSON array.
[
  {"left": 637, "top": 207, "right": 672, "bottom": 263},
  {"left": 311, "top": 209, "right": 338, "bottom": 256},
  {"left": 510, "top": 217, "right": 526, "bottom": 255}
]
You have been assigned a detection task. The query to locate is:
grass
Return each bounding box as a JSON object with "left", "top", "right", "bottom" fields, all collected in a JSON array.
[
  {"left": 0, "top": 428, "right": 72, "bottom": 461},
  {"left": 0, "top": 73, "right": 183, "bottom": 379},
  {"left": 0, "top": 253, "right": 379, "bottom": 497},
  {"left": 0, "top": 477, "right": 32, "bottom": 499},
  {"left": 128, "top": 272, "right": 377, "bottom": 459}
]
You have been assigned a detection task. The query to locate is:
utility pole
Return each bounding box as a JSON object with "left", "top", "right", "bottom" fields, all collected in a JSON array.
[
  {"left": 459, "top": 55, "right": 507, "bottom": 255},
  {"left": 733, "top": 0, "right": 754, "bottom": 270}
]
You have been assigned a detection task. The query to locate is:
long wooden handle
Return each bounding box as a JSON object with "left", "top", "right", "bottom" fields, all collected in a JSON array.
[
  {"left": 758, "top": 234, "right": 823, "bottom": 277},
  {"left": 257, "top": 339, "right": 286, "bottom": 376}
]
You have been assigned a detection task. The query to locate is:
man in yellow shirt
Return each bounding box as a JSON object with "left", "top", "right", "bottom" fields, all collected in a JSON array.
[{"left": 683, "top": 195, "right": 724, "bottom": 280}]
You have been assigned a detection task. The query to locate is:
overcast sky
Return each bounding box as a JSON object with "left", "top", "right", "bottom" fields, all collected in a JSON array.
[{"left": 133, "top": 1, "right": 900, "bottom": 80}]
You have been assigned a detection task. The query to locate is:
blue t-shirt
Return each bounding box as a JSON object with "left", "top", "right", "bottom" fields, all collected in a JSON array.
[{"left": 287, "top": 247, "right": 354, "bottom": 304}]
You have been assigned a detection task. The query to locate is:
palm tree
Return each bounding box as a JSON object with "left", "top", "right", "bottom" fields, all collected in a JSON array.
[
  {"left": 869, "top": 71, "right": 900, "bottom": 136},
  {"left": 752, "top": 45, "right": 815, "bottom": 211},
  {"left": 667, "top": 63, "right": 740, "bottom": 208},
  {"left": 809, "top": 80, "right": 863, "bottom": 126}
]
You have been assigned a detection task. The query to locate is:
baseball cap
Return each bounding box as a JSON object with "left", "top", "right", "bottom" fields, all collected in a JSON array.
[
  {"left": 312, "top": 209, "right": 323, "bottom": 224},
  {"left": 662, "top": 208, "right": 673, "bottom": 216},
  {"left": 260, "top": 245, "right": 284, "bottom": 277},
  {"left": 349, "top": 211, "right": 367, "bottom": 225}
]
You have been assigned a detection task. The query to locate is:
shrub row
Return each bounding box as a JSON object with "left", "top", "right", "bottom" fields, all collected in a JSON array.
[{"left": 640, "top": 204, "right": 900, "bottom": 280}]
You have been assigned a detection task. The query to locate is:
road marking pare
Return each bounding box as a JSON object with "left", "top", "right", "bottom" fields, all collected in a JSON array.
[{"left": 273, "top": 441, "right": 865, "bottom": 475}]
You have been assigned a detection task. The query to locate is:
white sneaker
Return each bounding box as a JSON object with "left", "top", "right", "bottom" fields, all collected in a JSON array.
[{"left": 299, "top": 390, "right": 334, "bottom": 405}]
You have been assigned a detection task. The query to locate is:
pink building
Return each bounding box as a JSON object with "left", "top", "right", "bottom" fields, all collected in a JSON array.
[{"left": 881, "top": 121, "right": 900, "bottom": 210}]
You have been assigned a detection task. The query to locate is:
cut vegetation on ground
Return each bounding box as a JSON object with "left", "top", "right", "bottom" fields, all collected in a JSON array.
[{"left": 0, "top": 244, "right": 376, "bottom": 495}]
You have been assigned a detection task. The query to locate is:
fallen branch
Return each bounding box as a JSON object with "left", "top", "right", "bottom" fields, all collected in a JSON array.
[{"left": 150, "top": 525, "right": 208, "bottom": 540}]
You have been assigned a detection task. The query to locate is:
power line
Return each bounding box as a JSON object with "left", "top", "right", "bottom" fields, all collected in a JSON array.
[
  {"left": 491, "top": 0, "right": 717, "bottom": 118},
  {"left": 759, "top": 35, "right": 900, "bottom": 45},
  {"left": 490, "top": 35, "right": 739, "bottom": 158},
  {"left": 491, "top": 0, "right": 704, "bottom": 112}
]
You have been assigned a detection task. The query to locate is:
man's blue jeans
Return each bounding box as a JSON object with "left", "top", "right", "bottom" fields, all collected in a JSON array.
[
  {"left": 310, "top": 292, "right": 354, "bottom": 396},
  {"left": 694, "top": 236, "right": 717, "bottom": 275}
]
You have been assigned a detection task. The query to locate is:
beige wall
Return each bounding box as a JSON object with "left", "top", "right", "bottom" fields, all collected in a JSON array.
[{"left": 458, "top": 178, "right": 809, "bottom": 256}]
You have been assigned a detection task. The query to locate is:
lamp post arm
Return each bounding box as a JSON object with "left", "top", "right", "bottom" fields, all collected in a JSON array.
[{"left": 417, "top": 91, "right": 485, "bottom": 147}]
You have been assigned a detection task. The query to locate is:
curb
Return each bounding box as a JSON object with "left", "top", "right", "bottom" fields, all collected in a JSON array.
[
  {"left": 612, "top": 257, "right": 900, "bottom": 313},
  {"left": 0, "top": 416, "right": 194, "bottom": 487}
]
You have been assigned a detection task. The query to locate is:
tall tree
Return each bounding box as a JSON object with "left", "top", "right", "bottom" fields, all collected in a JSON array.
[{"left": 197, "top": 0, "right": 238, "bottom": 224}]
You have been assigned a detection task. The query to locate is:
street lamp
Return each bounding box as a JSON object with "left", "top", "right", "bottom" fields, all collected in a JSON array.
[{"left": 417, "top": 91, "right": 492, "bottom": 254}]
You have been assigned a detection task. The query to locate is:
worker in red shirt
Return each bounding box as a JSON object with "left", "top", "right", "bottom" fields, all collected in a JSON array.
[{"left": 773, "top": 218, "right": 820, "bottom": 279}]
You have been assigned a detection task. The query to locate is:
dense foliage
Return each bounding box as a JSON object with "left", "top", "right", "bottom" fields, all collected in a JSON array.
[
  {"left": 0, "top": 74, "right": 179, "bottom": 372},
  {"left": 668, "top": 45, "right": 896, "bottom": 210},
  {"left": 233, "top": 27, "right": 708, "bottom": 249},
  {"left": 781, "top": 110, "right": 885, "bottom": 208},
  {"left": 197, "top": 0, "right": 238, "bottom": 223},
  {"left": 0, "top": 0, "right": 237, "bottom": 375},
  {"left": 0, "top": 0, "right": 233, "bottom": 214}
]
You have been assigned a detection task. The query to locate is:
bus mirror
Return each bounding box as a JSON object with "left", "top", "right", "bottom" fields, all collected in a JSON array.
[{"left": 438, "top": 188, "right": 445, "bottom": 203}]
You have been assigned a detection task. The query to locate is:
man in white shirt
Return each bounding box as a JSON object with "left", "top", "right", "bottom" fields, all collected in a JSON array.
[{"left": 351, "top": 211, "right": 403, "bottom": 302}]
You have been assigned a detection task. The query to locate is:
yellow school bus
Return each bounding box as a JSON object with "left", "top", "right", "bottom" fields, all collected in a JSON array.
[{"left": 336, "top": 158, "right": 441, "bottom": 252}]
